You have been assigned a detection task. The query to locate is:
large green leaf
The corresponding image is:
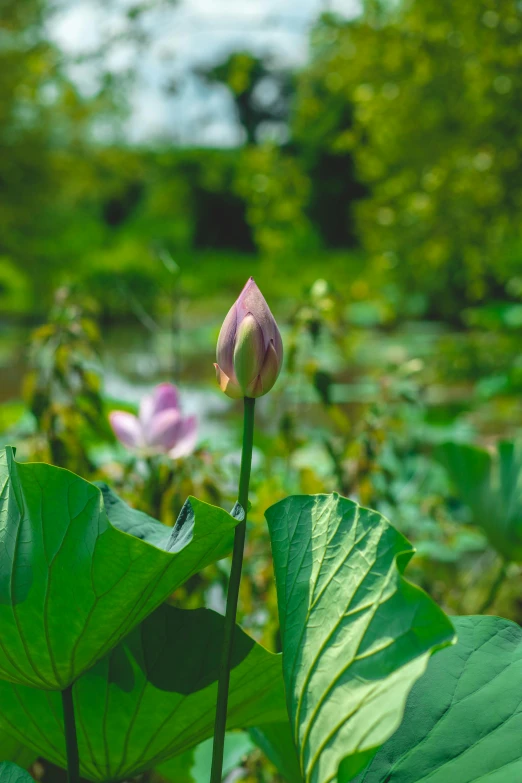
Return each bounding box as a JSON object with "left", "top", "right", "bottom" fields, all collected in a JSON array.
[
  {"left": 265, "top": 493, "right": 455, "bottom": 783},
  {"left": 437, "top": 440, "right": 522, "bottom": 560},
  {"left": 0, "top": 604, "right": 287, "bottom": 781},
  {"left": 96, "top": 482, "right": 175, "bottom": 548},
  {"left": 0, "top": 764, "right": 34, "bottom": 783},
  {"left": 355, "top": 615, "right": 522, "bottom": 782},
  {"left": 0, "top": 447, "right": 238, "bottom": 689},
  {"left": 96, "top": 484, "right": 244, "bottom": 550}
]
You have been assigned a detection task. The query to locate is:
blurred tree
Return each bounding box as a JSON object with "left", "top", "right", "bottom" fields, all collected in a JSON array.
[
  {"left": 296, "top": 3, "right": 522, "bottom": 316},
  {"left": 0, "top": 0, "right": 177, "bottom": 312},
  {"left": 175, "top": 152, "right": 255, "bottom": 251},
  {"left": 235, "top": 145, "right": 318, "bottom": 257},
  {"left": 0, "top": 0, "right": 64, "bottom": 296},
  {"left": 292, "top": 60, "right": 366, "bottom": 248},
  {"left": 195, "top": 46, "right": 365, "bottom": 252},
  {"left": 195, "top": 52, "right": 294, "bottom": 145},
  {"left": 0, "top": 0, "right": 125, "bottom": 305},
  {"left": 23, "top": 286, "right": 105, "bottom": 476}
]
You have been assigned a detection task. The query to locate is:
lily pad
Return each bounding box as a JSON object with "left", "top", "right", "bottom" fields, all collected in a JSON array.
[
  {"left": 355, "top": 616, "right": 522, "bottom": 782},
  {"left": 0, "top": 604, "right": 287, "bottom": 781},
  {"left": 0, "top": 447, "right": 238, "bottom": 689},
  {"left": 265, "top": 493, "right": 455, "bottom": 783},
  {"left": 0, "top": 764, "right": 34, "bottom": 783}
]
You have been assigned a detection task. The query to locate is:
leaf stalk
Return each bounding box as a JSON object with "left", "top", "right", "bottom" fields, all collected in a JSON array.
[
  {"left": 61, "top": 684, "right": 80, "bottom": 783},
  {"left": 210, "top": 396, "right": 256, "bottom": 783}
]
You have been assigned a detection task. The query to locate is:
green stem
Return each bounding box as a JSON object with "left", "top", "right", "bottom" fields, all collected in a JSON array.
[
  {"left": 61, "top": 685, "right": 80, "bottom": 783},
  {"left": 479, "top": 558, "right": 509, "bottom": 615},
  {"left": 210, "top": 396, "right": 256, "bottom": 783}
]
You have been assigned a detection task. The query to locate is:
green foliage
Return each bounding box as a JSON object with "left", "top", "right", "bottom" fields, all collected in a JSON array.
[
  {"left": 4, "top": 0, "right": 522, "bottom": 319},
  {"left": 235, "top": 146, "right": 318, "bottom": 257},
  {"left": 157, "top": 732, "right": 254, "bottom": 783},
  {"left": 249, "top": 723, "right": 303, "bottom": 783},
  {"left": 23, "top": 287, "right": 105, "bottom": 475},
  {"left": 0, "top": 605, "right": 285, "bottom": 780},
  {"left": 90, "top": 147, "right": 254, "bottom": 253},
  {"left": 438, "top": 440, "right": 522, "bottom": 561},
  {"left": 0, "top": 436, "right": 519, "bottom": 783},
  {"left": 0, "top": 0, "right": 63, "bottom": 273},
  {"left": 0, "top": 447, "right": 238, "bottom": 689},
  {"left": 195, "top": 52, "right": 294, "bottom": 145},
  {"left": 0, "top": 764, "right": 34, "bottom": 783},
  {"left": 354, "top": 615, "right": 522, "bottom": 782},
  {"left": 265, "top": 493, "right": 455, "bottom": 783},
  {"left": 54, "top": 147, "right": 256, "bottom": 319},
  {"left": 0, "top": 259, "right": 33, "bottom": 316},
  {"left": 3, "top": 4, "right": 522, "bottom": 778},
  {"left": 0, "top": 0, "right": 123, "bottom": 299},
  {"left": 296, "top": 2, "right": 522, "bottom": 314},
  {"left": 0, "top": 733, "right": 35, "bottom": 771}
]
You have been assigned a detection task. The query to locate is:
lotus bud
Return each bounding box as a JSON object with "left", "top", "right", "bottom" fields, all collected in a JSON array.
[{"left": 215, "top": 277, "right": 283, "bottom": 399}]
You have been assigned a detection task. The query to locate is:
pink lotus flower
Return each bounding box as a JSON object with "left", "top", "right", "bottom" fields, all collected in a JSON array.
[
  {"left": 215, "top": 277, "right": 283, "bottom": 399},
  {"left": 109, "top": 383, "right": 197, "bottom": 459}
]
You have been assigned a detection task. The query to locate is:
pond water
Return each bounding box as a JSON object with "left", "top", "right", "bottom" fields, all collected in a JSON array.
[
  {"left": 0, "top": 317, "right": 243, "bottom": 449},
  {"left": 0, "top": 307, "right": 508, "bottom": 458},
  {"left": 101, "top": 322, "right": 240, "bottom": 449}
]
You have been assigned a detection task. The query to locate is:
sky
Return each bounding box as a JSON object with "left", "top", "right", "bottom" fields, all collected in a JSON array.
[{"left": 49, "top": 0, "right": 359, "bottom": 145}]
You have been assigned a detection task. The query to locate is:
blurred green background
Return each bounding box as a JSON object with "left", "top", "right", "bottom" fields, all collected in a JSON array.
[{"left": 2, "top": 1, "right": 522, "bottom": 778}]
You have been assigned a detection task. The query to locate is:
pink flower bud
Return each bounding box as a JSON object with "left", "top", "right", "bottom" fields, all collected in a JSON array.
[{"left": 215, "top": 277, "right": 283, "bottom": 399}]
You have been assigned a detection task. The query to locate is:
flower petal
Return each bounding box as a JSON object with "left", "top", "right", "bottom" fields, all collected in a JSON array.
[
  {"left": 244, "top": 339, "right": 282, "bottom": 398},
  {"left": 216, "top": 303, "right": 238, "bottom": 379},
  {"left": 140, "top": 383, "right": 180, "bottom": 427},
  {"left": 168, "top": 415, "right": 198, "bottom": 459},
  {"left": 260, "top": 339, "right": 281, "bottom": 393},
  {"left": 146, "top": 409, "right": 182, "bottom": 451},
  {"left": 245, "top": 374, "right": 263, "bottom": 398},
  {"left": 237, "top": 277, "right": 282, "bottom": 358},
  {"left": 233, "top": 313, "right": 265, "bottom": 391},
  {"left": 214, "top": 363, "right": 243, "bottom": 399},
  {"left": 109, "top": 411, "right": 143, "bottom": 449}
]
